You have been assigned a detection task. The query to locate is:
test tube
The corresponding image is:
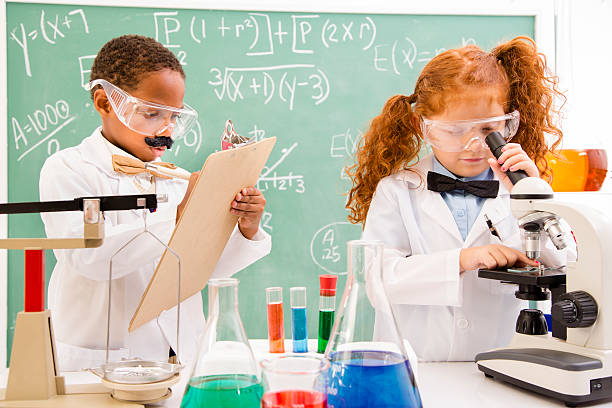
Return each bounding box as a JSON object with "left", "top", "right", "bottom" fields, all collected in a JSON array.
[
  {"left": 266, "top": 287, "right": 285, "bottom": 353},
  {"left": 317, "top": 274, "right": 338, "bottom": 353},
  {"left": 290, "top": 287, "right": 308, "bottom": 353}
]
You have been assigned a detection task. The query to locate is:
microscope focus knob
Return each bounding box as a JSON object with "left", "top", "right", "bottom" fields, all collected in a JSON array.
[{"left": 552, "top": 291, "right": 598, "bottom": 328}]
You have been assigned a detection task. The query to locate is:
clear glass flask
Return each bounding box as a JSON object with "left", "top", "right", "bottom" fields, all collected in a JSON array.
[
  {"left": 325, "top": 240, "right": 422, "bottom": 408},
  {"left": 181, "top": 278, "right": 262, "bottom": 407}
]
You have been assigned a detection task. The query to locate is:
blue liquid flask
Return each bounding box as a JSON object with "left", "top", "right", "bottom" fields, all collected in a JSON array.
[
  {"left": 290, "top": 287, "right": 308, "bottom": 353},
  {"left": 325, "top": 240, "right": 422, "bottom": 408}
]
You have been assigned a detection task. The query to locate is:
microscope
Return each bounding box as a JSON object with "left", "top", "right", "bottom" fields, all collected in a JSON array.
[{"left": 475, "top": 132, "right": 612, "bottom": 407}]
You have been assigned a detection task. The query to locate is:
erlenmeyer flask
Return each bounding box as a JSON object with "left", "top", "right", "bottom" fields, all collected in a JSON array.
[
  {"left": 325, "top": 240, "right": 422, "bottom": 408},
  {"left": 181, "top": 278, "right": 262, "bottom": 407}
]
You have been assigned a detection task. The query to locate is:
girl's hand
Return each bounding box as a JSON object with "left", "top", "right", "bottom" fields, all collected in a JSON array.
[
  {"left": 487, "top": 143, "right": 539, "bottom": 191},
  {"left": 232, "top": 187, "right": 266, "bottom": 240},
  {"left": 459, "top": 244, "right": 538, "bottom": 273}
]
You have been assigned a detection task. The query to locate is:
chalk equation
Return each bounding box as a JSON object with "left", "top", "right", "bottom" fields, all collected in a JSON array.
[
  {"left": 208, "top": 64, "right": 329, "bottom": 110},
  {"left": 169, "top": 120, "right": 204, "bottom": 157},
  {"left": 330, "top": 127, "right": 362, "bottom": 180},
  {"left": 261, "top": 211, "right": 273, "bottom": 233},
  {"left": 373, "top": 36, "right": 477, "bottom": 75},
  {"left": 10, "top": 8, "right": 89, "bottom": 77},
  {"left": 257, "top": 142, "right": 305, "bottom": 194},
  {"left": 330, "top": 127, "right": 361, "bottom": 159},
  {"left": 245, "top": 125, "right": 305, "bottom": 194},
  {"left": 12, "top": 99, "right": 75, "bottom": 162},
  {"left": 11, "top": 96, "right": 204, "bottom": 163},
  {"left": 310, "top": 221, "right": 362, "bottom": 275},
  {"left": 154, "top": 11, "right": 376, "bottom": 57}
]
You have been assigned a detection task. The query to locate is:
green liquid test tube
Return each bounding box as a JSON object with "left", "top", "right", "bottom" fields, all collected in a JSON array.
[{"left": 317, "top": 274, "right": 337, "bottom": 353}]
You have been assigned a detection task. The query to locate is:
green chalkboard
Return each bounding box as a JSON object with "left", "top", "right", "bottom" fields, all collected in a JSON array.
[{"left": 4, "top": 2, "right": 534, "bottom": 361}]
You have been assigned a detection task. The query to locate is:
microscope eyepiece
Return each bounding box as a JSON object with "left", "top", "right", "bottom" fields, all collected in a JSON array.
[{"left": 485, "top": 131, "right": 528, "bottom": 185}]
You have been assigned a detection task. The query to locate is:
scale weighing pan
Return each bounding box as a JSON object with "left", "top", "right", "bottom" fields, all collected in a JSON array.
[{"left": 90, "top": 359, "right": 183, "bottom": 384}]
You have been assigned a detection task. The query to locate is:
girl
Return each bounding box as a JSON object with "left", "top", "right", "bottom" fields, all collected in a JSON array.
[
  {"left": 39, "top": 35, "right": 271, "bottom": 372},
  {"left": 346, "top": 36, "right": 571, "bottom": 361}
]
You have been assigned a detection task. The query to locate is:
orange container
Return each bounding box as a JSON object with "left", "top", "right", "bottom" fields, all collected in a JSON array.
[{"left": 546, "top": 149, "right": 608, "bottom": 192}]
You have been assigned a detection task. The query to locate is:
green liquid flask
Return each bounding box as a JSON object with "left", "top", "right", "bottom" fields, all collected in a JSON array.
[{"left": 182, "top": 278, "right": 262, "bottom": 408}]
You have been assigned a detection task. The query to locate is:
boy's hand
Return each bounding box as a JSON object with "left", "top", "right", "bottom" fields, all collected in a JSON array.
[
  {"left": 459, "top": 244, "right": 538, "bottom": 273},
  {"left": 487, "top": 143, "right": 539, "bottom": 191},
  {"left": 232, "top": 187, "right": 266, "bottom": 240}
]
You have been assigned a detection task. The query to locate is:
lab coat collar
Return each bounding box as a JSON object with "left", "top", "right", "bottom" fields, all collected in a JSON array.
[
  {"left": 393, "top": 154, "right": 512, "bottom": 245},
  {"left": 78, "top": 127, "right": 118, "bottom": 178},
  {"left": 395, "top": 154, "right": 464, "bottom": 241}
]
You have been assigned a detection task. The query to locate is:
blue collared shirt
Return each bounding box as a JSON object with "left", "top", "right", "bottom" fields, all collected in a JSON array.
[{"left": 432, "top": 156, "right": 494, "bottom": 241}]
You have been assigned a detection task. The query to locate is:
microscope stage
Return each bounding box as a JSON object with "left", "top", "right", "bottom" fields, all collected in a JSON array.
[{"left": 478, "top": 267, "right": 566, "bottom": 288}]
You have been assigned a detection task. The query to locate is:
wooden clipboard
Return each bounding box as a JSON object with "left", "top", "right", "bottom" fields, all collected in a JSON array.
[{"left": 129, "top": 137, "right": 276, "bottom": 331}]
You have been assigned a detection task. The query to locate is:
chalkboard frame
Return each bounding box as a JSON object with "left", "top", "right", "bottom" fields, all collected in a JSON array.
[{"left": 0, "top": 0, "right": 555, "bottom": 368}]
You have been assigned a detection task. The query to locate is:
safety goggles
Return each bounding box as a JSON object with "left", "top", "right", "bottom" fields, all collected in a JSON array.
[
  {"left": 420, "top": 110, "right": 520, "bottom": 152},
  {"left": 87, "top": 79, "right": 198, "bottom": 140}
]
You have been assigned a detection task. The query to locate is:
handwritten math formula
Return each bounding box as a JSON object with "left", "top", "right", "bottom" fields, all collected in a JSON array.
[
  {"left": 246, "top": 125, "right": 306, "bottom": 195},
  {"left": 11, "top": 99, "right": 75, "bottom": 162},
  {"left": 8, "top": 7, "right": 481, "bottom": 120},
  {"left": 153, "top": 12, "right": 377, "bottom": 57},
  {"left": 9, "top": 8, "right": 89, "bottom": 78}
]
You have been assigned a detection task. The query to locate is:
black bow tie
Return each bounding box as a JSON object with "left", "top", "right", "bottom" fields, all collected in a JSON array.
[{"left": 427, "top": 171, "right": 499, "bottom": 198}]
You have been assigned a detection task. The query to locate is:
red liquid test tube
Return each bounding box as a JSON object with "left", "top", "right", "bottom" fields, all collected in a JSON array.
[
  {"left": 24, "top": 249, "right": 45, "bottom": 312},
  {"left": 266, "top": 287, "right": 285, "bottom": 353}
]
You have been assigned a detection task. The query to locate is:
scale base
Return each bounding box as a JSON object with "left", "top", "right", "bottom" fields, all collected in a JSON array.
[
  {"left": 0, "top": 392, "right": 143, "bottom": 407},
  {"left": 100, "top": 373, "right": 179, "bottom": 403}
]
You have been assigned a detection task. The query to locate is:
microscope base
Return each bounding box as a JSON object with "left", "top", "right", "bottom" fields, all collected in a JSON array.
[
  {"left": 477, "top": 364, "right": 610, "bottom": 407},
  {"left": 476, "top": 334, "right": 612, "bottom": 406}
]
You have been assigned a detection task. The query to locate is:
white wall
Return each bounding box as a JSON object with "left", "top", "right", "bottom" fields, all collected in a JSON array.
[
  {"left": 554, "top": 0, "right": 612, "bottom": 190},
  {"left": 555, "top": 0, "right": 612, "bottom": 152}
]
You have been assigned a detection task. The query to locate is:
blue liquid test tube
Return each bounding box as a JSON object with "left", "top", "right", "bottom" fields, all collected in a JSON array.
[{"left": 290, "top": 287, "right": 308, "bottom": 353}]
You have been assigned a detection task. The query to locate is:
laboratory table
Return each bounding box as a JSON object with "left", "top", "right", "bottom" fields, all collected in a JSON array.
[{"left": 2, "top": 339, "right": 612, "bottom": 407}]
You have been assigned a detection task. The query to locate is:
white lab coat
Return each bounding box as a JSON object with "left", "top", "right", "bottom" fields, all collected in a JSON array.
[
  {"left": 363, "top": 154, "right": 569, "bottom": 361},
  {"left": 39, "top": 128, "right": 271, "bottom": 372}
]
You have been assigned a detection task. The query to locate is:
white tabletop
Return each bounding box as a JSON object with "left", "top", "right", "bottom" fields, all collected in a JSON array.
[{"left": 3, "top": 339, "right": 612, "bottom": 407}]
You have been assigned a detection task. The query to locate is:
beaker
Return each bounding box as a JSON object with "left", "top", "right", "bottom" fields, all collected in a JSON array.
[
  {"left": 181, "top": 278, "right": 262, "bottom": 407},
  {"left": 547, "top": 149, "right": 608, "bottom": 191},
  {"left": 325, "top": 240, "right": 422, "bottom": 408},
  {"left": 261, "top": 355, "right": 328, "bottom": 408}
]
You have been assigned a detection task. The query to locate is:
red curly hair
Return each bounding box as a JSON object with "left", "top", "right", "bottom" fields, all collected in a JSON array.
[{"left": 346, "top": 36, "right": 565, "bottom": 225}]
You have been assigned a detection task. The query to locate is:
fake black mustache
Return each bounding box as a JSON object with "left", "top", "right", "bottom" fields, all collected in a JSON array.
[{"left": 144, "top": 136, "right": 174, "bottom": 150}]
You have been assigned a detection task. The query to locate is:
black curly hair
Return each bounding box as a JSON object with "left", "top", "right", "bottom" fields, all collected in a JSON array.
[{"left": 89, "top": 34, "right": 185, "bottom": 100}]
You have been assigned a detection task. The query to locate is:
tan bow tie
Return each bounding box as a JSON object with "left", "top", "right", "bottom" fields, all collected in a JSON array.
[{"left": 112, "top": 155, "right": 191, "bottom": 180}]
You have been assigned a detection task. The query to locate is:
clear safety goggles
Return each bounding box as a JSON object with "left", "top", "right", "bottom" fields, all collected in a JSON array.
[
  {"left": 420, "top": 110, "right": 520, "bottom": 152},
  {"left": 87, "top": 79, "right": 198, "bottom": 140}
]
